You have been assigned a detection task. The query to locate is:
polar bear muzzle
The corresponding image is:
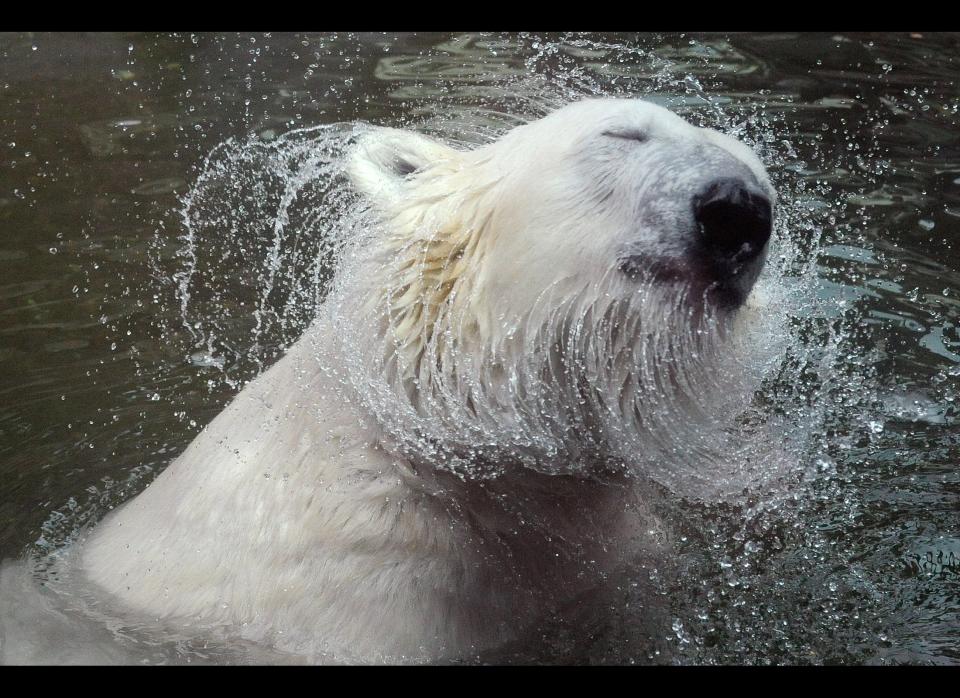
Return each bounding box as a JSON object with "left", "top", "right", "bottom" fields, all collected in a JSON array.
[{"left": 618, "top": 173, "right": 772, "bottom": 308}]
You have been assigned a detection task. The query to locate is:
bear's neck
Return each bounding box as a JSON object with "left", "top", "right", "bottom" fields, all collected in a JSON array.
[
  {"left": 377, "top": 447, "right": 648, "bottom": 651},
  {"left": 400, "top": 450, "right": 639, "bottom": 563}
]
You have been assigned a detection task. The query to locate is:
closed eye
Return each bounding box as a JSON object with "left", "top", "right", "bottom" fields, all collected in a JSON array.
[{"left": 602, "top": 128, "right": 649, "bottom": 143}]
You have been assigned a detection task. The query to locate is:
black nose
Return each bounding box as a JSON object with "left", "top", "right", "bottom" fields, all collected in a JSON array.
[{"left": 694, "top": 178, "right": 772, "bottom": 263}]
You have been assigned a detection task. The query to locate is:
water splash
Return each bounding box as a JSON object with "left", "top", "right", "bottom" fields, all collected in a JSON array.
[
  {"left": 21, "top": 33, "right": 903, "bottom": 664},
  {"left": 163, "top": 35, "right": 851, "bottom": 501},
  {"left": 169, "top": 122, "right": 361, "bottom": 384}
]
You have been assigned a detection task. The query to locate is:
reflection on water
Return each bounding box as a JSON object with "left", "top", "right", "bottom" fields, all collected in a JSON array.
[{"left": 0, "top": 32, "right": 958, "bottom": 664}]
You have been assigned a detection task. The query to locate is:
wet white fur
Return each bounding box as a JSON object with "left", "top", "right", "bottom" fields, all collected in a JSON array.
[{"left": 80, "top": 99, "right": 774, "bottom": 663}]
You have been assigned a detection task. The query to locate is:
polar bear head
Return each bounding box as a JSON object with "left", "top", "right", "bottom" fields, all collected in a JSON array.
[{"left": 340, "top": 98, "right": 778, "bottom": 479}]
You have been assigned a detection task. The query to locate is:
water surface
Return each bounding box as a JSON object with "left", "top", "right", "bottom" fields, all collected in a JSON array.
[{"left": 1, "top": 32, "right": 958, "bottom": 664}]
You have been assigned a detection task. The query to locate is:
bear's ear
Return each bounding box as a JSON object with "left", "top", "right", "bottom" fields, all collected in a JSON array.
[{"left": 347, "top": 127, "right": 457, "bottom": 209}]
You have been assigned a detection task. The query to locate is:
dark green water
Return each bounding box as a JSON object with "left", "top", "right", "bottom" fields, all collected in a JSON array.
[{"left": 0, "top": 32, "right": 958, "bottom": 664}]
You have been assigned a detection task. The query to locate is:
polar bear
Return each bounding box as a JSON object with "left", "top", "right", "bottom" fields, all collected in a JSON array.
[{"left": 80, "top": 98, "right": 776, "bottom": 663}]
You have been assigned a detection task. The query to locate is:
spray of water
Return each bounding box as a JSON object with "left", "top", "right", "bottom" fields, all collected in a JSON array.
[
  {"left": 160, "top": 46, "right": 837, "bottom": 509},
  {"left": 17, "top": 33, "right": 888, "bottom": 664}
]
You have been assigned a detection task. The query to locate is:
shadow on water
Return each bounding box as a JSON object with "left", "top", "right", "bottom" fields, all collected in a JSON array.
[{"left": 0, "top": 32, "right": 958, "bottom": 664}]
